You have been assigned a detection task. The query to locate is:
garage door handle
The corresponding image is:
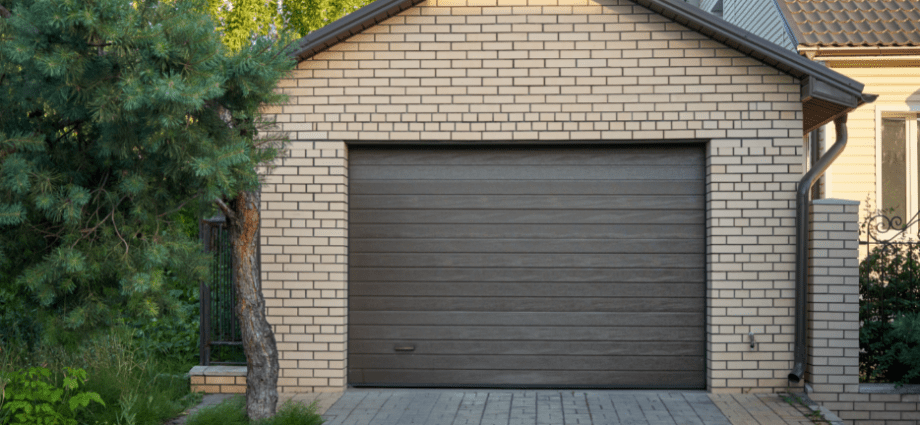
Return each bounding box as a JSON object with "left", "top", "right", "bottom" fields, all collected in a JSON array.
[{"left": 394, "top": 345, "right": 415, "bottom": 352}]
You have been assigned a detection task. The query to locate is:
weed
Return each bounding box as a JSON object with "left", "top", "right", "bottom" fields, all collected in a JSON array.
[
  {"left": 260, "top": 399, "right": 324, "bottom": 425},
  {"left": 780, "top": 393, "right": 830, "bottom": 425},
  {"left": 183, "top": 395, "right": 325, "bottom": 425},
  {"left": 184, "top": 396, "right": 249, "bottom": 425}
]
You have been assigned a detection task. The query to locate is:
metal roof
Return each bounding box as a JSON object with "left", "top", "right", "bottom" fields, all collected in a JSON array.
[{"left": 776, "top": 0, "right": 920, "bottom": 48}]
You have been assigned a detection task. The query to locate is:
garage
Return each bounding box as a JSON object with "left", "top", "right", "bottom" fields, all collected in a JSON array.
[{"left": 347, "top": 144, "right": 706, "bottom": 388}]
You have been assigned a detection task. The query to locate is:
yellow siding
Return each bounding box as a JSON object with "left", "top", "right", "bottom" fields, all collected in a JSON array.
[{"left": 823, "top": 64, "right": 920, "bottom": 222}]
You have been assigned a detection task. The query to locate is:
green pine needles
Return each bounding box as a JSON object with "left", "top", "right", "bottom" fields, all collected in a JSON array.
[{"left": 0, "top": 0, "right": 295, "bottom": 345}]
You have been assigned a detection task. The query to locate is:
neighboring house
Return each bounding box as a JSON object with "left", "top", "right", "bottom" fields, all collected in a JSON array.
[
  {"left": 189, "top": 0, "right": 916, "bottom": 423},
  {"left": 701, "top": 0, "right": 920, "bottom": 227}
]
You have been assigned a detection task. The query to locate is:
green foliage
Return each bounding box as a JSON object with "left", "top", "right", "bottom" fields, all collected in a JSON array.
[
  {"left": 206, "top": 0, "right": 372, "bottom": 51},
  {"left": 184, "top": 395, "right": 324, "bottom": 425},
  {"left": 128, "top": 272, "right": 200, "bottom": 364},
  {"left": 0, "top": 328, "right": 203, "bottom": 425},
  {"left": 875, "top": 313, "right": 920, "bottom": 385},
  {"left": 859, "top": 241, "right": 920, "bottom": 385},
  {"left": 0, "top": 366, "right": 104, "bottom": 425},
  {"left": 0, "top": 0, "right": 295, "bottom": 347}
]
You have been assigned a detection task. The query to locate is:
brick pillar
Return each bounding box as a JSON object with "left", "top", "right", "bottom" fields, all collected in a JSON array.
[
  {"left": 260, "top": 138, "right": 348, "bottom": 393},
  {"left": 806, "top": 199, "right": 860, "bottom": 410}
]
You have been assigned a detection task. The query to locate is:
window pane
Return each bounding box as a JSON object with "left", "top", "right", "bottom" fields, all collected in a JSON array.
[{"left": 882, "top": 118, "right": 907, "bottom": 225}]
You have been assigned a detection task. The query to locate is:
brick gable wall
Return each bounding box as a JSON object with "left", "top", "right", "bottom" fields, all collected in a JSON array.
[{"left": 259, "top": 0, "right": 805, "bottom": 393}]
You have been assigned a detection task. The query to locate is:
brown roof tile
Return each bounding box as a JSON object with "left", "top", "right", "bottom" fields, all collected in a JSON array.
[{"left": 779, "top": 0, "right": 920, "bottom": 47}]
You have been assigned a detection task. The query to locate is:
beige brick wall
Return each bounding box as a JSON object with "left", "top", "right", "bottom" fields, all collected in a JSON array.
[
  {"left": 189, "top": 366, "right": 248, "bottom": 394},
  {"left": 263, "top": 0, "right": 806, "bottom": 393},
  {"left": 808, "top": 200, "right": 861, "bottom": 397},
  {"left": 807, "top": 199, "right": 919, "bottom": 425},
  {"left": 259, "top": 140, "right": 348, "bottom": 393}
]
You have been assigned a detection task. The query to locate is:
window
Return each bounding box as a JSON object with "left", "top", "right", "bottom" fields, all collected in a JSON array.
[{"left": 880, "top": 115, "right": 920, "bottom": 226}]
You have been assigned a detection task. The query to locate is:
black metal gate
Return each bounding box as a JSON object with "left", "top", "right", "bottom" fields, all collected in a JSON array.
[{"left": 199, "top": 216, "right": 245, "bottom": 365}]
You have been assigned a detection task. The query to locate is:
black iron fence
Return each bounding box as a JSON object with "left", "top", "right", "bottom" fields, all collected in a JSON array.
[
  {"left": 860, "top": 209, "right": 920, "bottom": 320},
  {"left": 199, "top": 216, "right": 245, "bottom": 365},
  {"left": 859, "top": 210, "right": 920, "bottom": 383}
]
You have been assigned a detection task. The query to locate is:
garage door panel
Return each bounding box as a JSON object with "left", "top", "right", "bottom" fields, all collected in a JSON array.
[
  {"left": 350, "top": 297, "right": 705, "bottom": 313},
  {"left": 350, "top": 209, "right": 705, "bottom": 225},
  {"left": 350, "top": 312, "right": 701, "bottom": 327},
  {"left": 351, "top": 194, "right": 704, "bottom": 210},
  {"left": 349, "top": 370, "right": 704, "bottom": 388},
  {"left": 349, "top": 325, "right": 703, "bottom": 342},
  {"left": 351, "top": 165, "right": 702, "bottom": 181},
  {"left": 351, "top": 223, "right": 704, "bottom": 240},
  {"left": 350, "top": 340, "right": 702, "bottom": 356},
  {"left": 351, "top": 253, "right": 704, "bottom": 268},
  {"left": 351, "top": 267, "right": 705, "bottom": 283},
  {"left": 351, "top": 238, "right": 706, "bottom": 254},
  {"left": 350, "top": 282, "right": 704, "bottom": 298},
  {"left": 349, "top": 355, "right": 705, "bottom": 371},
  {"left": 349, "top": 146, "right": 706, "bottom": 388},
  {"left": 351, "top": 180, "right": 703, "bottom": 196},
  {"left": 349, "top": 147, "right": 705, "bottom": 167}
]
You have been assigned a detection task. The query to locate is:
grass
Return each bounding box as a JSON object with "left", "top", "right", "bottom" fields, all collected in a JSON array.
[
  {"left": 780, "top": 392, "right": 830, "bottom": 425},
  {"left": 0, "top": 327, "right": 203, "bottom": 425},
  {"left": 184, "top": 395, "right": 324, "bottom": 425}
]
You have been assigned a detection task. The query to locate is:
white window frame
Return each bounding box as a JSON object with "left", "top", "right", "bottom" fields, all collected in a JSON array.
[{"left": 874, "top": 106, "right": 920, "bottom": 237}]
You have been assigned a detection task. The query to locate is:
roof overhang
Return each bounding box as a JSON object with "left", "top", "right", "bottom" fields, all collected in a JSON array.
[
  {"left": 290, "top": 0, "right": 874, "bottom": 134},
  {"left": 631, "top": 0, "right": 873, "bottom": 133}
]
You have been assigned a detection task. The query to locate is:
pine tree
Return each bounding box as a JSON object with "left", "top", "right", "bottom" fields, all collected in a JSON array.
[{"left": 0, "top": 0, "right": 294, "bottom": 418}]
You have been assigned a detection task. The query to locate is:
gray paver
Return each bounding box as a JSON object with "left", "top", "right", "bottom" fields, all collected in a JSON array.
[
  {"left": 536, "top": 391, "right": 563, "bottom": 425},
  {"left": 480, "top": 392, "right": 512, "bottom": 425},
  {"left": 683, "top": 392, "right": 733, "bottom": 424},
  {"left": 454, "top": 391, "right": 489, "bottom": 425},
  {"left": 321, "top": 389, "right": 809, "bottom": 425}
]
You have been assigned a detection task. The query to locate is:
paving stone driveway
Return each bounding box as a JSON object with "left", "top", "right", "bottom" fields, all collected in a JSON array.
[{"left": 321, "top": 389, "right": 802, "bottom": 425}]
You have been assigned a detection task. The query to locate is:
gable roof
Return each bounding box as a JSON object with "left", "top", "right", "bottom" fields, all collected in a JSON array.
[
  {"left": 775, "top": 0, "right": 920, "bottom": 48},
  {"left": 289, "top": 0, "right": 876, "bottom": 132}
]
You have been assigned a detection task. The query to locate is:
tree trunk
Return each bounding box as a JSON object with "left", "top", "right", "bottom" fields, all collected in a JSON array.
[{"left": 226, "top": 190, "right": 278, "bottom": 420}]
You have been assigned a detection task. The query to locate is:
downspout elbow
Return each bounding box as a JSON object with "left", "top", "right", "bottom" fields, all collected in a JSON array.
[{"left": 789, "top": 116, "right": 849, "bottom": 383}]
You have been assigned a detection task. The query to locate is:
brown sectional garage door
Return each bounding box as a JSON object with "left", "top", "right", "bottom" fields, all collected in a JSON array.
[{"left": 348, "top": 145, "right": 705, "bottom": 388}]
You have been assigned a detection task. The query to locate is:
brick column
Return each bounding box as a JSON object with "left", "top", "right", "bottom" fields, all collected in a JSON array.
[
  {"left": 260, "top": 138, "right": 348, "bottom": 393},
  {"left": 806, "top": 199, "right": 860, "bottom": 409}
]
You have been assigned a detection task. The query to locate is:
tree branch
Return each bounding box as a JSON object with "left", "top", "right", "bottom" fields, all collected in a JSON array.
[
  {"left": 111, "top": 210, "right": 129, "bottom": 258},
  {"left": 214, "top": 197, "right": 238, "bottom": 222},
  {"left": 0, "top": 4, "right": 11, "bottom": 19},
  {"left": 157, "top": 194, "right": 199, "bottom": 218}
]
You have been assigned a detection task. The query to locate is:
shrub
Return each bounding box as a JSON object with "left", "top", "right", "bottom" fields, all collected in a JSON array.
[
  {"left": 0, "top": 327, "right": 202, "bottom": 425},
  {"left": 859, "top": 241, "right": 920, "bottom": 384}
]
